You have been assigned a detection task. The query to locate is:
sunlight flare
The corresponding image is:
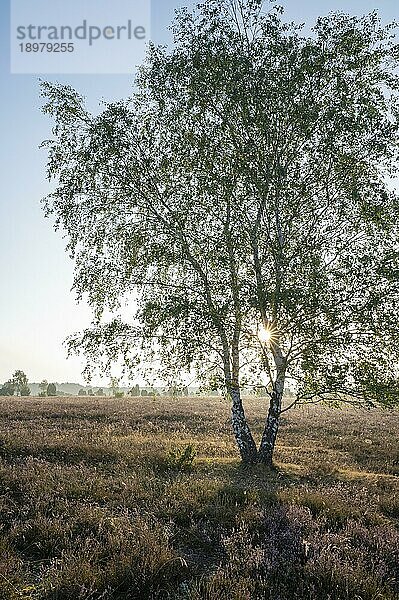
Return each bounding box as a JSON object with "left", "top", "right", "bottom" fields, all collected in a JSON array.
[{"left": 258, "top": 324, "right": 274, "bottom": 345}]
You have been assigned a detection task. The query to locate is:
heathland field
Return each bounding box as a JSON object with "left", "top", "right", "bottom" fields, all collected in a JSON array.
[{"left": 0, "top": 396, "right": 398, "bottom": 599}]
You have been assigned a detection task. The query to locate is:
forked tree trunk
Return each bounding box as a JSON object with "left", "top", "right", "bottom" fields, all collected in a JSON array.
[
  {"left": 229, "top": 387, "right": 258, "bottom": 464},
  {"left": 258, "top": 370, "right": 285, "bottom": 465}
]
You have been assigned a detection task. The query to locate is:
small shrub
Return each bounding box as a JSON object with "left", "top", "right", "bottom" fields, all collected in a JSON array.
[{"left": 166, "top": 444, "right": 196, "bottom": 471}]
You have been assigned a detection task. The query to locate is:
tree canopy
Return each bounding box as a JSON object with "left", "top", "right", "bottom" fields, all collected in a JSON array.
[
  {"left": 47, "top": 383, "right": 57, "bottom": 397},
  {"left": 0, "top": 371, "right": 30, "bottom": 397},
  {"left": 41, "top": 0, "right": 399, "bottom": 463}
]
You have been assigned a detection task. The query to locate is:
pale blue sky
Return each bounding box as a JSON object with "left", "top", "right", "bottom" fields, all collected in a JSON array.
[{"left": 0, "top": 0, "right": 398, "bottom": 385}]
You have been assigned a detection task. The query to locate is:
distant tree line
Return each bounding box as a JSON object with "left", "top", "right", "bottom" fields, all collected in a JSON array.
[
  {"left": 0, "top": 372, "right": 191, "bottom": 398},
  {"left": 78, "top": 388, "right": 104, "bottom": 396},
  {"left": 38, "top": 380, "right": 58, "bottom": 397},
  {"left": 0, "top": 370, "right": 30, "bottom": 396}
]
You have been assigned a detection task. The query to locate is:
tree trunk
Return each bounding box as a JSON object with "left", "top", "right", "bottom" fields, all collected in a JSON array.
[
  {"left": 229, "top": 387, "right": 258, "bottom": 464},
  {"left": 258, "top": 371, "right": 285, "bottom": 465}
]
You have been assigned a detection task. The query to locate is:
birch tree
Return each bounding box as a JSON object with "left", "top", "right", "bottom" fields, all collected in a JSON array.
[{"left": 41, "top": 0, "right": 399, "bottom": 464}]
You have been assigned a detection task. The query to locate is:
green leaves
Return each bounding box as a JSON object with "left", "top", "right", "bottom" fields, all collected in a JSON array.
[{"left": 41, "top": 1, "right": 399, "bottom": 410}]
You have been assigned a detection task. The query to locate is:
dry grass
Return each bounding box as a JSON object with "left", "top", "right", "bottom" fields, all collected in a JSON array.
[{"left": 0, "top": 396, "right": 398, "bottom": 599}]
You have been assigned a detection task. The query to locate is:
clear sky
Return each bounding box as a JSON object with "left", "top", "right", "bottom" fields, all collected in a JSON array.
[{"left": 0, "top": 0, "right": 398, "bottom": 386}]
